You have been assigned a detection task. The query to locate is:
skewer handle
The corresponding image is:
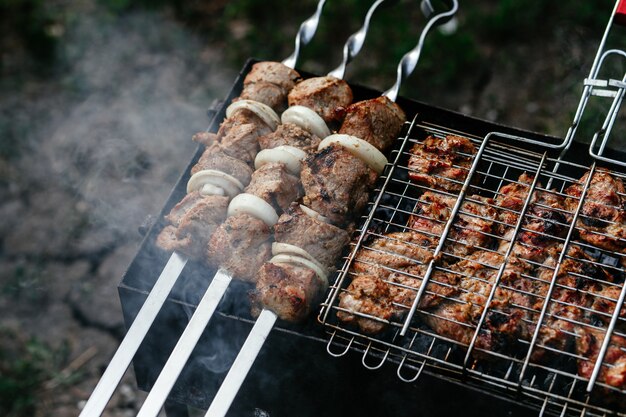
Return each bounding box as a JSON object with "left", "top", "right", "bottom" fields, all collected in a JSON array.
[
  {"left": 204, "top": 309, "right": 278, "bottom": 417},
  {"left": 282, "top": 0, "right": 327, "bottom": 69},
  {"left": 137, "top": 269, "right": 233, "bottom": 417},
  {"left": 79, "top": 252, "right": 188, "bottom": 417}
]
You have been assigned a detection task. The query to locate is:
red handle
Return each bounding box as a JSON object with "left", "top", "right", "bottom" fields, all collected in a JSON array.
[{"left": 616, "top": 0, "right": 626, "bottom": 26}]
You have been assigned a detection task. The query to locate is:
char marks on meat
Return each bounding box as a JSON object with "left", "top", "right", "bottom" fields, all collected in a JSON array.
[
  {"left": 244, "top": 162, "right": 302, "bottom": 214},
  {"left": 337, "top": 274, "right": 394, "bottom": 334},
  {"left": 258, "top": 123, "right": 321, "bottom": 153},
  {"left": 408, "top": 135, "right": 476, "bottom": 192},
  {"left": 288, "top": 76, "right": 353, "bottom": 124}
]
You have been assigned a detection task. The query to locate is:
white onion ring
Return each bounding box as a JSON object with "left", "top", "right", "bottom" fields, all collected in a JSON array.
[
  {"left": 227, "top": 193, "right": 279, "bottom": 227},
  {"left": 187, "top": 169, "right": 244, "bottom": 198},
  {"left": 226, "top": 99, "right": 280, "bottom": 131},
  {"left": 270, "top": 254, "right": 328, "bottom": 289},
  {"left": 318, "top": 134, "right": 388, "bottom": 174},
  {"left": 271, "top": 242, "right": 326, "bottom": 273},
  {"left": 299, "top": 204, "right": 331, "bottom": 224},
  {"left": 254, "top": 145, "right": 307, "bottom": 175},
  {"left": 200, "top": 183, "right": 226, "bottom": 196},
  {"left": 281, "top": 105, "right": 331, "bottom": 138}
]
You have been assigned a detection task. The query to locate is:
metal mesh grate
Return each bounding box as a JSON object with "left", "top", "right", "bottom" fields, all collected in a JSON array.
[{"left": 319, "top": 116, "right": 626, "bottom": 416}]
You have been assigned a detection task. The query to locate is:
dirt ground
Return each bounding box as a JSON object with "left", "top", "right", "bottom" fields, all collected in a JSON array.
[{"left": 0, "top": 1, "right": 623, "bottom": 416}]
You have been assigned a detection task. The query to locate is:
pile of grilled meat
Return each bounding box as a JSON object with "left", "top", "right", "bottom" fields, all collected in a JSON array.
[
  {"left": 337, "top": 133, "right": 626, "bottom": 392},
  {"left": 155, "top": 61, "right": 406, "bottom": 323}
]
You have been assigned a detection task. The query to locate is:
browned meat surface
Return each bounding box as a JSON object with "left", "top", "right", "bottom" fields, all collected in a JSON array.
[
  {"left": 337, "top": 274, "right": 394, "bottom": 334},
  {"left": 576, "top": 327, "right": 626, "bottom": 390},
  {"left": 495, "top": 174, "right": 569, "bottom": 263},
  {"left": 258, "top": 123, "right": 321, "bottom": 153},
  {"left": 273, "top": 203, "right": 349, "bottom": 270},
  {"left": 338, "top": 96, "right": 406, "bottom": 151},
  {"left": 408, "top": 191, "right": 497, "bottom": 258},
  {"left": 407, "top": 135, "right": 476, "bottom": 193},
  {"left": 351, "top": 231, "right": 433, "bottom": 278},
  {"left": 207, "top": 213, "right": 272, "bottom": 282},
  {"left": 238, "top": 61, "right": 301, "bottom": 112},
  {"left": 251, "top": 261, "right": 324, "bottom": 323},
  {"left": 190, "top": 149, "right": 253, "bottom": 186},
  {"left": 244, "top": 162, "right": 302, "bottom": 213},
  {"left": 421, "top": 251, "right": 534, "bottom": 354},
  {"left": 565, "top": 169, "right": 626, "bottom": 253},
  {"left": 288, "top": 76, "right": 353, "bottom": 124},
  {"left": 301, "top": 144, "right": 378, "bottom": 226},
  {"left": 156, "top": 193, "right": 229, "bottom": 259}
]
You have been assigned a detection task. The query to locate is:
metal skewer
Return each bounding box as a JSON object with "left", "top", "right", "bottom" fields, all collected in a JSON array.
[
  {"left": 136, "top": 2, "right": 392, "bottom": 416},
  {"left": 77, "top": 2, "right": 326, "bottom": 416},
  {"left": 203, "top": 3, "right": 458, "bottom": 416}
]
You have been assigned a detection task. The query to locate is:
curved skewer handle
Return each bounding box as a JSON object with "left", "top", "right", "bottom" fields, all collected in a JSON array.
[
  {"left": 282, "top": 0, "right": 328, "bottom": 69},
  {"left": 328, "top": 0, "right": 388, "bottom": 79},
  {"left": 384, "top": 0, "right": 458, "bottom": 102}
]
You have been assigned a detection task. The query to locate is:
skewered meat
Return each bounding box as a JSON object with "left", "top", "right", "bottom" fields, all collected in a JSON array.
[
  {"left": 244, "top": 162, "right": 302, "bottom": 213},
  {"left": 190, "top": 149, "right": 253, "bottom": 186},
  {"left": 495, "top": 173, "right": 568, "bottom": 263},
  {"left": 157, "top": 193, "right": 229, "bottom": 259},
  {"left": 407, "top": 135, "right": 476, "bottom": 192},
  {"left": 288, "top": 76, "right": 353, "bottom": 124},
  {"left": 258, "top": 123, "right": 322, "bottom": 153},
  {"left": 301, "top": 144, "right": 378, "bottom": 226},
  {"left": 408, "top": 191, "right": 497, "bottom": 258},
  {"left": 565, "top": 168, "right": 626, "bottom": 253},
  {"left": 338, "top": 96, "right": 406, "bottom": 151},
  {"left": 337, "top": 274, "right": 394, "bottom": 334},
  {"left": 238, "top": 61, "right": 301, "bottom": 112},
  {"left": 273, "top": 203, "right": 349, "bottom": 270},
  {"left": 207, "top": 213, "right": 272, "bottom": 282},
  {"left": 251, "top": 261, "right": 325, "bottom": 322}
]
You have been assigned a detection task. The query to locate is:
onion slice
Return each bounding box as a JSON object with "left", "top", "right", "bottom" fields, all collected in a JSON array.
[
  {"left": 226, "top": 99, "right": 280, "bottom": 131},
  {"left": 271, "top": 242, "right": 326, "bottom": 273},
  {"left": 270, "top": 254, "right": 328, "bottom": 289},
  {"left": 254, "top": 145, "right": 307, "bottom": 175},
  {"left": 318, "top": 134, "right": 388, "bottom": 174},
  {"left": 281, "top": 105, "right": 331, "bottom": 138},
  {"left": 299, "top": 204, "right": 330, "bottom": 224},
  {"left": 227, "top": 193, "right": 279, "bottom": 227},
  {"left": 187, "top": 169, "right": 244, "bottom": 198}
]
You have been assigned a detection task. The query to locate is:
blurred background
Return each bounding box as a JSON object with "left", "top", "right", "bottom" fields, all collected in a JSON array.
[{"left": 0, "top": 0, "right": 624, "bottom": 416}]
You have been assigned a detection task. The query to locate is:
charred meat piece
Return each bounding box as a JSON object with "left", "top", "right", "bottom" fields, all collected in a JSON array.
[
  {"left": 338, "top": 96, "right": 406, "bottom": 151},
  {"left": 244, "top": 162, "right": 302, "bottom": 214},
  {"left": 337, "top": 274, "right": 394, "bottom": 334},
  {"left": 576, "top": 327, "right": 626, "bottom": 390},
  {"left": 495, "top": 173, "right": 569, "bottom": 263},
  {"left": 156, "top": 192, "right": 229, "bottom": 259},
  {"left": 421, "top": 251, "right": 534, "bottom": 354},
  {"left": 301, "top": 144, "right": 378, "bottom": 226},
  {"left": 408, "top": 191, "right": 497, "bottom": 258},
  {"left": 407, "top": 135, "right": 476, "bottom": 193},
  {"left": 273, "top": 203, "right": 350, "bottom": 270},
  {"left": 252, "top": 261, "right": 324, "bottom": 323},
  {"left": 207, "top": 213, "right": 272, "bottom": 282},
  {"left": 190, "top": 149, "right": 253, "bottom": 186},
  {"left": 238, "top": 61, "right": 301, "bottom": 112},
  {"left": 288, "top": 76, "right": 353, "bottom": 124},
  {"left": 258, "top": 123, "right": 321, "bottom": 153},
  {"left": 565, "top": 169, "right": 626, "bottom": 253}
]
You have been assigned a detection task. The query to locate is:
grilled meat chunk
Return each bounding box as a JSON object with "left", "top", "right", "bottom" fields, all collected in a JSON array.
[
  {"left": 258, "top": 123, "right": 322, "bottom": 153},
  {"left": 238, "top": 61, "right": 301, "bottom": 112},
  {"left": 408, "top": 135, "right": 476, "bottom": 192},
  {"left": 301, "top": 144, "right": 378, "bottom": 226},
  {"left": 576, "top": 327, "right": 626, "bottom": 390},
  {"left": 408, "top": 191, "right": 497, "bottom": 258},
  {"left": 337, "top": 274, "right": 394, "bottom": 334},
  {"left": 156, "top": 192, "right": 229, "bottom": 259},
  {"left": 207, "top": 213, "right": 272, "bottom": 282},
  {"left": 190, "top": 149, "right": 253, "bottom": 186},
  {"left": 288, "top": 76, "right": 353, "bottom": 124},
  {"left": 273, "top": 203, "right": 350, "bottom": 270},
  {"left": 252, "top": 261, "right": 325, "bottom": 323},
  {"left": 495, "top": 173, "right": 568, "bottom": 263},
  {"left": 244, "top": 162, "right": 302, "bottom": 214},
  {"left": 338, "top": 96, "right": 406, "bottom": 151},
  {"left": 565, "top": 169, "right": 626, "bottom": 253}
]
